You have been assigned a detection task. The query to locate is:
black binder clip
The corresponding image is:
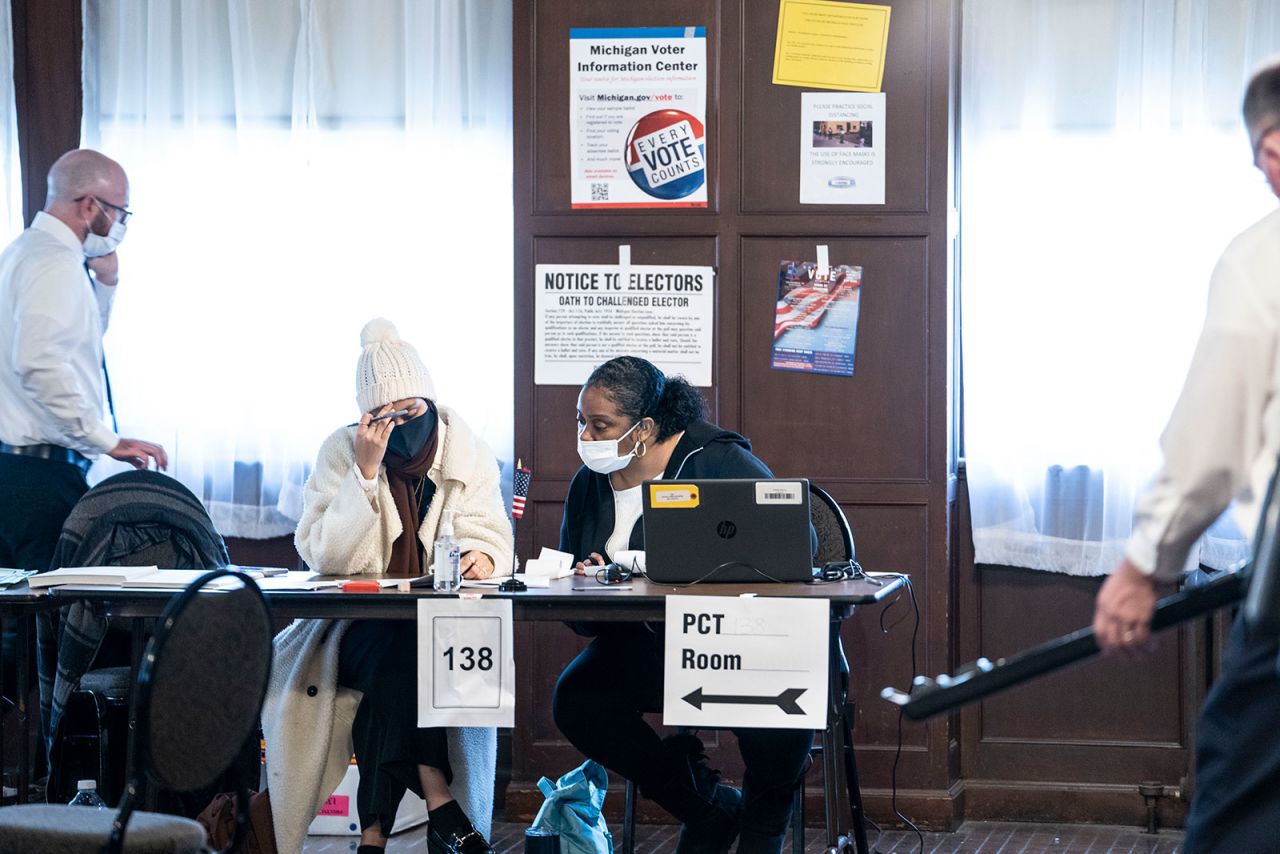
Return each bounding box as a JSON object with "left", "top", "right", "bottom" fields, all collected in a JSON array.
[{"left": 498, "top": 577, "right": 527, "bottom": 592}]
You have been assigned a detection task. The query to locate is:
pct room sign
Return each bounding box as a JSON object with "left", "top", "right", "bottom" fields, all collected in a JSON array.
[{"left": 663, "top": 595, "right": 828, "bottom": 729}]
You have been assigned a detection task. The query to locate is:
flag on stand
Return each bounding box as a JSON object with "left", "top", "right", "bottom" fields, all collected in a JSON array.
[{"left": 512, "top": 459, "right": 532, "bottom": 520}]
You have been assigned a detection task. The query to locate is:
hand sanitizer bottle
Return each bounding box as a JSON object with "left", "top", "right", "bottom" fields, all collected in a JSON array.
[{"left": 433, "top": 509, "right": 461, "bottom": 593}]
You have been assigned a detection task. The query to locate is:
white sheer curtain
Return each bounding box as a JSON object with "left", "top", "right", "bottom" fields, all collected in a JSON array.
[
  {"left": 962, "top": 0, "right": 1280, "bottom": 575},
  {"left": 1, "top": 0, "right": 20, "bottom": 242},
  {"left": 81, "top": 0, "right": 513, "bottom": 538}
]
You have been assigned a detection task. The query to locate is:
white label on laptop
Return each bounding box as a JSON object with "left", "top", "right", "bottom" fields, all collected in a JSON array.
[
  {"left": 663, "top": 595, "right": 828, "bottom": 729},
  {"left": 755, "top": 481, "right": 804, "bottom": 505},
  {"left": 417, "top": 598, "right": 514, "bottom": 728}
]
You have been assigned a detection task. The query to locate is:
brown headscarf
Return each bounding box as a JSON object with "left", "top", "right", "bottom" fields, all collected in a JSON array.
[{"left": 382, "top": 402, "right": 440, "bottom": 578}]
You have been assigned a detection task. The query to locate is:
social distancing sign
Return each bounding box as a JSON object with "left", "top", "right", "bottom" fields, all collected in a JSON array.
[
  {"left": 663, "top": 595, "right": 829, "bottom": 729},
  {"left": 417, "top": 598, "right": 515, "bottom": 728}
]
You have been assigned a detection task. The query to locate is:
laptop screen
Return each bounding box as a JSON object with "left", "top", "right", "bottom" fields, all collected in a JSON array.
[{"left": 642, "top": 478, "right": 814, "bottom": 584}]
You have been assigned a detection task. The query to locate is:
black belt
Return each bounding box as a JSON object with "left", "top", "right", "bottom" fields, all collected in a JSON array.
[{"left": 0, "top": 443, "right": 92, "bottom": 474}]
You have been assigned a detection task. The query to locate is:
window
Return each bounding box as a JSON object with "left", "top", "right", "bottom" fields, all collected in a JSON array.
[
  {"left": 1, "top": 0, "right": 20, "bottom": 241},
  {"left": 82, "top": 0, "right": 513, "bottom": 537},
  {"left": 960, "top": 0, "right": 1280, "bottom": 574}
]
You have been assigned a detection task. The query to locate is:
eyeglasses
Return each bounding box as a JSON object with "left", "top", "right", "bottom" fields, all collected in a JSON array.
[{"left": 76, "top": 195, "right": 133, "bottom": 225}]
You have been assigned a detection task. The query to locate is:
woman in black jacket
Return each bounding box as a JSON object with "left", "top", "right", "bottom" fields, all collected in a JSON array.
[{"left": 552, "top": 356, "right": 814, "bottom": 854}]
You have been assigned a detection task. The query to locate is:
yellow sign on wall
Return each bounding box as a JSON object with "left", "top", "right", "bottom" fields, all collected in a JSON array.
[{"left": 772, "top": 0, "right": 891, "bottom": 92}]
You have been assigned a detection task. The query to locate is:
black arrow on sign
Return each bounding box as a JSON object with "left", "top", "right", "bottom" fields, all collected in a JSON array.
[{"left": 682, "top": 687, "right": 807, "bottom": 715}]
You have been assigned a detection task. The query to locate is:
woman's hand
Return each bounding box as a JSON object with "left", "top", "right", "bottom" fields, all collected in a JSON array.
[
  {"left": 575, "top": 552, "right": 606, "bottom": 574},
  {"left": 355, "top": 404, "right": 396, "bottom": 480},
  {"left": 462, "top": 551, "right": 495, "bottom": 579}
]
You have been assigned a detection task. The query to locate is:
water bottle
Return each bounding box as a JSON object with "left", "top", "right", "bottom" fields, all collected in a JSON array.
[
  {"left": 433, "top": 509, "right": 461, "bottom": 593},
  {"left": 68, "top": 779, "right": 107, "bottom": 808}
]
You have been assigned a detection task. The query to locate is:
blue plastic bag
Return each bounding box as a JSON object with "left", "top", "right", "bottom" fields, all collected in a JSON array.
[{"left": 530, "top": 759, "right": 615, "bottom": 854}]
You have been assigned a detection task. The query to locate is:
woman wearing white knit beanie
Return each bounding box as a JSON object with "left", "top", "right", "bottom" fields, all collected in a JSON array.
[{"left": 262, "top": 318, "right": 511, "bottom": 854}]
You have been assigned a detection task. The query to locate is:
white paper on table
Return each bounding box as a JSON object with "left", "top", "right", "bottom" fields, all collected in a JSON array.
[{"left": 523, "top": 547, "right": 577, "bottom": 579}]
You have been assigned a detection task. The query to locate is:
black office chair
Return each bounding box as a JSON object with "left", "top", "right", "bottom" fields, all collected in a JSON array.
[
  {"left": 41, "top": 470, "right": 231, "bottom": 806},
  {"left": 0, "top": 569, "right": 272, "bottom": 853}
]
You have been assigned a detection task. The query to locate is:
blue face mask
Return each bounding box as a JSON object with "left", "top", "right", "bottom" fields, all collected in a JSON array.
[{"left": 387, "top": 405, "right": 438, "bottom": 460}]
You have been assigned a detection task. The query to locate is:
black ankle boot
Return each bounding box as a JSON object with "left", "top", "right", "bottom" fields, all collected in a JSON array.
[
  {"left": 640, "top": 734, "right": 741, "bottom": 854},
  {"left": 426, "top": 800, "right": 494, "bottom": 854}
]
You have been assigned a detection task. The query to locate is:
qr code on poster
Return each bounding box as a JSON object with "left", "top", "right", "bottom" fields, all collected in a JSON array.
[{"left": 590, "top": 183, "right": 609, "bottom": 202}]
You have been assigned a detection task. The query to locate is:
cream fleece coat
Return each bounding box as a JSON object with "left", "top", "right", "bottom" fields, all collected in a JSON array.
[{"left": 262, "top": 407, "right": 513, "bottom": 853}]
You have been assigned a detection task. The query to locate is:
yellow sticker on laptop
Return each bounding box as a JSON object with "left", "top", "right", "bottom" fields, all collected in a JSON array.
[{"left": 649, "top": 484, "right": 700, "bottom": 508}]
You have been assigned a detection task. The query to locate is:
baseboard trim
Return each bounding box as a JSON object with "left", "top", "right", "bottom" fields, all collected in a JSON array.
[{"left": 958, "top": 779, "right": 1187, "bottom": 829}]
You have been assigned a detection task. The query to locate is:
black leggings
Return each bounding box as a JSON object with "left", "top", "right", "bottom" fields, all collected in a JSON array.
[
  {"left": 552, "top": 623, "right": 814, "bottom": 833},
  {"left": 338, "top": 620, "right": 452, "bottom": 838}
]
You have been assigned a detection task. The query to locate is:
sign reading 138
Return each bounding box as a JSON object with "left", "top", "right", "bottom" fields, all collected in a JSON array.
[{"left": 417, "top": 598, "right": 514, "bottom": 728}]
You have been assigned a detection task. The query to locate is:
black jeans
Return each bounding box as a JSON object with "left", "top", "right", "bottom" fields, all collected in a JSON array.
[
  {"left": 1183, "top": 615, "right": 1280, "bottom": 853},
  {"left": 338, "top": 620, "right": 452, "bottom": 838},
  {"left": 0, "top": 454, "right": 89, "bottom": 572},
  {"left": 552, "top": 623, "right": 814, "bottom": 834}
]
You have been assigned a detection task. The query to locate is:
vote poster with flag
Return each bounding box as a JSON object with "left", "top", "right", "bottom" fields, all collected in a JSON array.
[
  {"left": 569, "top": 26, "right": 708, "bottom": 209},
  {"left": 663, "top": 595, "right": 828, "bottom": 730}
]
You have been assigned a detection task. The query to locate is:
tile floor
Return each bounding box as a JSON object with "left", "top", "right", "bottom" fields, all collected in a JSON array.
[{"left": 302, "top": 820, "right": 1185, "bottom": 853}]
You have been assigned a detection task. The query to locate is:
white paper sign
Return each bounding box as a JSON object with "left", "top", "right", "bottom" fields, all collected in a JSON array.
[
  {"left": 417, "top": 598, "right": 514, "bottom": 728},
  {"left": 535, "top": 263, "right": 714, "bottom": 386},
  {"left": 800, "top": 92, "right": 885, "bottom": 205},
  {"left": 570, "top": 27, "right": 708, "bottom": 209},
  {"left": 663, "top": 596, "right": 828, "bottom": 729}
]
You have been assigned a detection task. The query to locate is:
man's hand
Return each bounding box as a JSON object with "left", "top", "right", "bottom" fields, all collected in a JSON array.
[
  {"left": 355, "top": 405, "right": 395, "bottom": 480},
  {"left": 462, "top": 551, "right": 495, "bottom": 579},
  {"left": 87, "top": 252, "right": 119, "bottom": 287},
  {"left": 108, "top": 438, "right": 167, "bottom": 470},
  {"left": 1094, "top": 557, "right": 1159, "bottom": 653}
]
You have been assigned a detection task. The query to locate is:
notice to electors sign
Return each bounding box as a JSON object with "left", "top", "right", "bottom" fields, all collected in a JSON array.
[
  {"left": 663, "top": 595, "right": 829, "bottom": 730},
  {"left": 534, "top": 263, "right": 714, "bottom": 386}
]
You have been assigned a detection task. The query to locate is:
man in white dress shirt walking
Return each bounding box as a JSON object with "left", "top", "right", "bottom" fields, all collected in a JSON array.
[
  {"left": 0, "top": 149, "right": 167, "bottom": 573},
  {"left": 1093, "top": 62, "right": 1280, "bottom": 852}
]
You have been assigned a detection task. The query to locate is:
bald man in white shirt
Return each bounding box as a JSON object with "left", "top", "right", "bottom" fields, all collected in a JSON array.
[
  {"left": 0, "top": 149, "right": 167, "bottom": 574},
  {"left": 1093, "top": 62, "right": 1280, "bottom": 853}
]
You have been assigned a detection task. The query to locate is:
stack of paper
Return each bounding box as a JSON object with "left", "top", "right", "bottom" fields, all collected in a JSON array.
[
  {"left": 523, "top": 548, "right": 576, "bottom": 579},
  {"left": 29, "top": 566, "right": 161, "bottom": 588}
]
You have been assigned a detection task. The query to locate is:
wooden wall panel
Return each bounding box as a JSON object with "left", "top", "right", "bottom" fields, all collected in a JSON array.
[
  {"left": 739, "top": 236, "right": 930, "bottom": 482},
  {"left": 11, "top": 0, "right": 82, "bottom": 225},
  {"left": 740, "top": 0, "right": 931, "bottom": 213},
  {"left": 531, "top": 0, "right": 722, "bottom": 215},
  {"left": 954, "top": 473, "right": 1201, "bottom": 827}
]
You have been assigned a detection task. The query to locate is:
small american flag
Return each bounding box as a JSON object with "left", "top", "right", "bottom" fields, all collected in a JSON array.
[{"left": 512, "top": 459, "right": 532, "bottom": 520}]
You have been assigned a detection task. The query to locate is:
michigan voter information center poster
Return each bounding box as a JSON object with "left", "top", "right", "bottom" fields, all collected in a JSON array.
[{"left": 569, "top": 27, "right": 708, "bottom": 209}]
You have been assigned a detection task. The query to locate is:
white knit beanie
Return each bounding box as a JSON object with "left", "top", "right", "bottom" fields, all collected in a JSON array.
[{"left": 355, "top": 318, "right": 436, "bottom": 413}]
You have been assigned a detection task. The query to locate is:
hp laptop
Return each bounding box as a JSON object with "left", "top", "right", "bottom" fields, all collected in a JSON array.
[{"left": 642, "top": 478, "right": 815, "bottom": 584}]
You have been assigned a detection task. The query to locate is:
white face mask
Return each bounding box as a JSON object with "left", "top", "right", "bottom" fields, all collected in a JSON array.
[
  {"left": 577, "top": 421, "right": 640, "bottom": 474},
  {"left": 83, "top": 218, "right": 127, "bottom": 258}
]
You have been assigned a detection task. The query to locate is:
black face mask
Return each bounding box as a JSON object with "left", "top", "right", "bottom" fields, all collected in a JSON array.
[{"left": 386, "top": 405, "right": 438, "bottom": 460}]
